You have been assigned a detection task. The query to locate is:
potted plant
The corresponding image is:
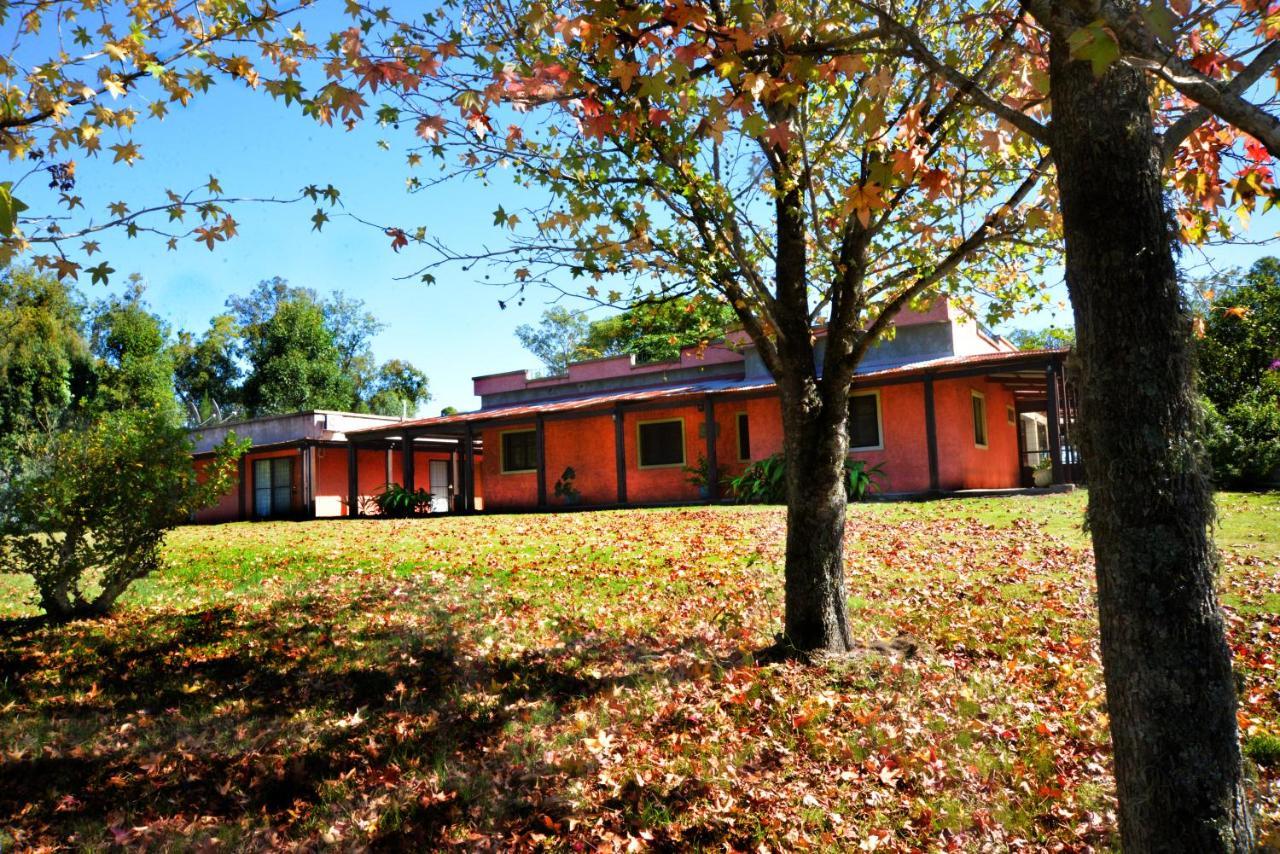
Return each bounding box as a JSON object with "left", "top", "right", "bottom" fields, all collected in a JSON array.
[
  {"left": 553, "top": 466, "right": 581, "bottom": 505},
  {"left": 1032, "top": 455, "right": 1054, "bottom": 488},
  {"left": 684, "top": 454, "right": 712, "bottom": 499}
]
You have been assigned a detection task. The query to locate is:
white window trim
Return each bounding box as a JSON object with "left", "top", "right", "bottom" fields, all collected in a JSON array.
[
  {"left": 636, "top": 417, "right": 686, "bottom": 469},
  {"left": 499, "top": 427, "right": 538, "bottom": 474},
  {"left": 972, "top": 390, "right": 989, "bottom": 449},
  {"left": 849, "top": 390, "right": 884, "bottom": 452}
]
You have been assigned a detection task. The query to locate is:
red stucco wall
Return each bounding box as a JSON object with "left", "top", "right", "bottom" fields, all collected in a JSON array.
[
  {"left": 192, "top": 457, "right": 241, "bottom": 524},
  {"left": 933, "top": 377, "right": 1020, "bottom": 490}
]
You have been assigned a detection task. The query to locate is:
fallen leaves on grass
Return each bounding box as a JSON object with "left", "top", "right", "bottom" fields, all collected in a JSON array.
[{"left": 0, "top": 502, "right": 1275, "bottom": 850}]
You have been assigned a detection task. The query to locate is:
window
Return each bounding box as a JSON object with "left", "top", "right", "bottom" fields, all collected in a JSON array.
[
  {"left": 736, "top": 412, "right": 751, "bottom": 461},
  {"left": 1007, "top": 404, "right": 1016, "bottom": 425},
  {"left": 972, "top": 391, "right": 988, "bottom": 447},
  {"left": 848, "top": 392, "right": 882, "bottom": 450},
  {"left": 638, "top": 419, "right": 685, "bottom": 468},
  {"left": 501, "top": 429, "right": 537, "bottom": 473}
]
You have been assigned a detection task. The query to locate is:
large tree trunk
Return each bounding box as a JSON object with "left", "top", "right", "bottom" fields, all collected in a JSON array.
[
  {"left": 1048, "top": 25, "right": 1254, "bottom": 851},
  {"left": 777, "top": 371, "right": 855, "bottom": 654}
]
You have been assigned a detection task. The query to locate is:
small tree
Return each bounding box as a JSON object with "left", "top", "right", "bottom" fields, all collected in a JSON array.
[{"left": 0, "top": 408, "right": 244, "bottom": 620}]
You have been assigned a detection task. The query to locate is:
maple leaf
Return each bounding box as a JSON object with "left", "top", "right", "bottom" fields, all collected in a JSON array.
[
  {"left": 416, "top": 115, "right": 446, "bottom": 142},
  {"left": 386, "top": 227, "right": 409, "bottom": 251}
]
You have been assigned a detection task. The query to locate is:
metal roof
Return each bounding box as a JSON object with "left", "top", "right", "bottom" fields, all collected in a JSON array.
[{"left": 347, "top": 348, "right": 1068, "bottom": 438}]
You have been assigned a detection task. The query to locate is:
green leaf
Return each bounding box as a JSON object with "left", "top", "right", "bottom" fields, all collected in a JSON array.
[
  {"left": 87, "top": 262, "right": 115, "bottom": 285},
  {"left": 0, "top": 182, "right": 29, "bottom": 236},
  {"left": 1067, "top": 22, "right": 1121, "bottom": 77},
  {"left": 493, "top": 205, "right": 507, "bottom": 227}
]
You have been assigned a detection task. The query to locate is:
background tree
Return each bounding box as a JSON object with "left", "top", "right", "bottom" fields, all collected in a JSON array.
[
  {"left": 87, "top": 282, "right": 177, "bottom": 417},
  {"left": 1196, "top": 257, "right": 1280, "bottom": 487},
  {"left": 0, "top": 268, "right": 92, "bottom": 439},
  {"left": 172, "top": 313, "right": 243, "bottom": 423},
  {"left": 366, "top": 359, "right": 431, "bottom": 417},
  {"left": 583, "top": 296, "right": 741, "bottom": 364},
  {"left": 240, "top": 294, "right": 354, "bottom": 415},
  {"left": 1004, "top": 325, "right": 1075, "bottom": 351},
  {"left": 515, "top": 306, "right": 593, "bottom": 376}
]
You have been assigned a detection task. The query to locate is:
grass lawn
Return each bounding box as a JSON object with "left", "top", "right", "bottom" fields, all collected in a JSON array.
[{"left": 1, "top": 491, "right": 1277, "bottom": 850}]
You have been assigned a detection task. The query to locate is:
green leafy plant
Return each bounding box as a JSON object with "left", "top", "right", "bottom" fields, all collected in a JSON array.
[
  {"left": 683, "top": 454, "right": 711, "bottom": 491},
  {"left": 372, "top": 483, "right": 434, "bottom": 518},
  {"left": 553, "top": 467, "right": 580, "bottom": 504},
  {"left": 0, "top": 408, "right": 244, "bottom": 619},
  {"left": 727, "top": 454, "right": 885, "bottom": 504},
  {"left": 1244, "top": 733, "right": 1280, "bottom": 768}
]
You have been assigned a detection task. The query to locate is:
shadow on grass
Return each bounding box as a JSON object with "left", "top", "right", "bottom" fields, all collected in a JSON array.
[{"left": 0, "top": 592, "right": 742, "bottom": 849}]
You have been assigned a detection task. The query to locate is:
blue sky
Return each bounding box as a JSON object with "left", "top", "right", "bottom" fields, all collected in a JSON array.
[{"left": 15, "top": 64, "right": 1279, "bottom": 412}]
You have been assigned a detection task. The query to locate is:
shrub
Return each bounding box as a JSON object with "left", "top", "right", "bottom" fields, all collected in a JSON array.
[
  {"left": 0, "top": 409, "right": 243, "bottom": 619},
  {"left": 372, "top": 483, "right": 434, "bottom": 517},
  {"left": 1202, "top": 385, "right": 1280, "bottom": 488},
  {"left": 553, "top": 467, "right": 580, "bottom": 503},
  {"left": 726, "top": 453, "right": 885, "bottom": 503},
  {"left": 1244, "top": 733, "right": 1280, "bottom": 768}
]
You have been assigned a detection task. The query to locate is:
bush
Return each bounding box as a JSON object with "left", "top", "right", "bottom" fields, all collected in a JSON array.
[
  {"left": 1244, "top": 733, "right": 1280, "bottom": 768},
  {"left": 1202, "top": 385, "right": 1280, "bottom": 488},
  {"left": 726, "top": 453, "right": 885, "bottom": 503},
  {"left": 0, "top": 409, "right": 243, "bottom": 619},
  {"left": 371, "top": 483, "right": 434, "bottom": 517}
]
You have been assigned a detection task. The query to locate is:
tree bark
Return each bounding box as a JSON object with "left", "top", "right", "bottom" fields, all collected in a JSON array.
[
  {"left": 777, "top": 369, "right": 855, "bottom": 654},
  {"left": 1048, "top": 24, "right": 1254, "bottom": 851}
]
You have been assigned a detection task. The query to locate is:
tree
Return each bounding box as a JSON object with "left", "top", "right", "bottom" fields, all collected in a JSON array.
[
  {"left": 0, "top": 268, "right": 92, "bottom": 438},
  {"left": 325, "top": 0, "right": 1057, "bottom": 657},
  {"left": 515, "top": 306, "right": 593, "bottom": 376},
  {"left": 1004, "top": 325, "right": 1075, "bottom": 351},
  {"left": 323, "top": 292, "right": 387, "bottom": 403},
  {"left": 0, "top": 408, "right": 242, "bottom": 619},
  {"left": 1197, "top": 258, "right": 1280, "bottom": 410},
  {"left": 1196, "top": 258, "right": 1280, "bottom": 486},
  {"left": 583, "top": 296, "right": 742, "bottom": 364},
  {"left": 172, "top": 313, "right": 243, "bottom": 424},
  {"left": 241, "top": 294, "right": 354, "bottom": 416},
  {"left": 366, "top": 359, "right": 431, "bottom": 417},
  {"left": 0, "top": 0, "right": 352, "bottom": 284},
  {"left": 848, "top": 0, "right": 1275, "bottom": 844},
  {"left": 87, "top": 282, "right": 178, "bottom": 417}
]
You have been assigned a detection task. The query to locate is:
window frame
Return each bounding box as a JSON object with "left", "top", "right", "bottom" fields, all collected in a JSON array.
[
  {"left": 636, "top": 417, "right": 687, "bottom": 469},
  {"left": 971, "top": 390, "right": 989, "bottom": 449},
  {"left": 1006, "top": 404, "right": 1016, "bottom": 425},
  {"left": 736, "top": 411, "right": 751, "bottom": 461},
  {"left": 499, "top": 428, "right": 538, "bottom": 474},
  {"left": 848, "top": 390, "right": 884, "bottom": 452}
]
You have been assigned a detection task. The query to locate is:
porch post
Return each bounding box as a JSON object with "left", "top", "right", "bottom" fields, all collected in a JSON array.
[
  {"left": 401, "top": 432, "right": 416, "bottom": 492},
  {"left": 1045, "top": 362, "right": 1064, "bottom": 485},
  {"left": 613, "top": 403, "right": 627, "bottom": 505},
  {"left": 703, "top": 395, "right": 719, "bottom": 503},
  {"left": 463, "top": 423, "right": 476, "bottom": 512},
  {"left": 923, "top": 375, "right": 940, "bottom": 492},
  {"left": 347, "top": 443, "right": 360, "bottom": 517},
  {"left": 535, "top": 414, "right": 547, "bottom": 508},
  {"left": 237, "top": 455, "right": 247, "bottom": 520}
]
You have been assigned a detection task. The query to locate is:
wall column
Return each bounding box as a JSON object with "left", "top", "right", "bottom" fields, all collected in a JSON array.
[
  {"left": 535, "top": 414, "right": 547, "bottom": 508},
  {"left": 923, "top": 375, "right": 940, "bottom": 492},
  {"left": 347, "top": 443, "right": 360, "bottom": 518},
  {"left": 238, "top": 456, "right": 248, "bottom": 520},
  {"left": 401, "top": 433, "right": 416, "bottom": 492},
  {"left": 463, "top": 423, "right": 476, "bottom": 512},
  {"left": 1045, "top": 362, "right": 1064, "bottom": 485},
  {"left": 703, "top": 395, "right": 719, "bottom": 503},
  {"left": 614, "top": 404, "right": 627, "bottom": 505}
]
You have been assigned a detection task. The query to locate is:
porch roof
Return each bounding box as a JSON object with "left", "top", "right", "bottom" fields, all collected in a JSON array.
[{"left": 346, "top": 348, "right": 1069, "bottom": 442}]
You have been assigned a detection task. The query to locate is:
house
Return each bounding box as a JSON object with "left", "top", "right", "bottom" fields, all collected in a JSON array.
[{"left": 191, "top": 300, "right": 1078, "bottom": 522}]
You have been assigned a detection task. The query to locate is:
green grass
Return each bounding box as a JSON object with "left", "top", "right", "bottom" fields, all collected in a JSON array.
[{"left": 0, "top": 492, "right": 1276, "bottom": 850}]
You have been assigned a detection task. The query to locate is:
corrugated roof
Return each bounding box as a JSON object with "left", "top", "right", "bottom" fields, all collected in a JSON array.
[{"left": 348, "top": 348, "right": 1067, "bottom": 436}]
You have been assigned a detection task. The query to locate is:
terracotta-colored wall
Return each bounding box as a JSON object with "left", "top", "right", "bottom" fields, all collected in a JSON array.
[
  {"left": 192, "top": 457, "right": 241, "bottom": 524},
  {"left": 546, "top": 414, "right": 619, "bottom": 507},
  {"left": 847, "top": 384, "right": 933, "bottom": 494},
  {"left": 622, "top": 405, "right": 703, "bottom": 503},
  {"left": 480, "top": 421, "right": 540, "bottom": 510},
  {"left": 933, "top": 377, "right": 1020, "bottom": 490}
]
